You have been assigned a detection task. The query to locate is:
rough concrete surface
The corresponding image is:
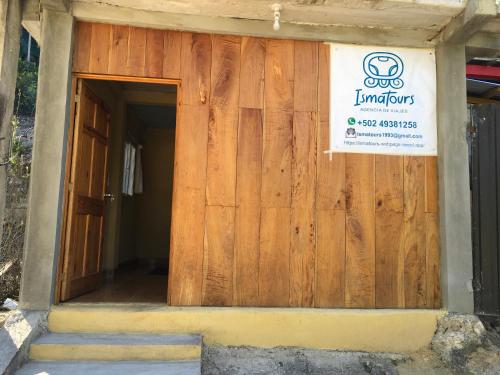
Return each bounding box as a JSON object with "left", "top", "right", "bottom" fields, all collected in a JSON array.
[
  {"left": 432, "top": 313, "right": 486, "bottom": 367},
  {"left": 0, "top": 310, "right": 47, "bottom": 375},
  {"left": 202, "top": 346, "right": 412, "bottom": 375}
]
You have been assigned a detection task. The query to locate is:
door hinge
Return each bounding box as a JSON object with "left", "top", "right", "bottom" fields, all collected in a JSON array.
[
  {"left": 68, "top": 182, "right": 74, "bottom": 192},
  {"left": 74, "top": 94, "right": 80, "bottom": 103}
]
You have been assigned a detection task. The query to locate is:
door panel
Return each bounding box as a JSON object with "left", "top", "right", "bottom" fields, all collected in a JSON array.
[{"left": 61, "top": 80, "right": 110, "bottom": 301}]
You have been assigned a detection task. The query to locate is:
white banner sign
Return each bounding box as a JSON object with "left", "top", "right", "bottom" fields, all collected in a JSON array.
[{"left": 329, "top": 43, "right": 437, "bottom": 156}]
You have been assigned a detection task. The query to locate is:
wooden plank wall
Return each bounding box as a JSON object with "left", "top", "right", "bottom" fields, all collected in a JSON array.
[{"left": 72, "top": 22, "right": 442, "bottom": 308}]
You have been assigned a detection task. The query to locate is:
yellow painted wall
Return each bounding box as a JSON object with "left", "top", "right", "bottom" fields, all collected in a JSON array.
[
  {"left": 135, "top": 127, "right": 175, "bottom": 261},
  {"left": 49, "top": 306, "right": 446, "bottom": 353}
]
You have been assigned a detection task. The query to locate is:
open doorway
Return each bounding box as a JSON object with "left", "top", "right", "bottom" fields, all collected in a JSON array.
[{"left": 59, "top": 77, "right": 177, "bottom": 304}]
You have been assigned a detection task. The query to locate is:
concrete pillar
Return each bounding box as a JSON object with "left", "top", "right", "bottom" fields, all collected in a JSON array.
[
  {"left": 19, "top": 9, "right": 73, "bottom": 310},
  {"left": 436, "top": 42, "right": 474, "bottom": 313},
  {"left": 0, "top": 0, "right": 21, "bottom": 248}
]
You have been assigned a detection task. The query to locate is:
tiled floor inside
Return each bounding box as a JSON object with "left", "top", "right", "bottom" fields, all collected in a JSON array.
[{"left": 69, "top": 267, "right": 168, "bottom": 303}]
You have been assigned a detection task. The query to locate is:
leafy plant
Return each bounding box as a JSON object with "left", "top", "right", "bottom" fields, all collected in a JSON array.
[{"left": 14, "top": 59, "right": 38, "bottom": 117}]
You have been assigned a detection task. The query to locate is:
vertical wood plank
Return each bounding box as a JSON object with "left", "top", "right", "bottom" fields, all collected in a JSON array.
[
  {"left": 168, "top": 104, "right": 209, "bottom": 306},
  {"left": 234, "top": 108, "right": 262, "bottom": 306},
  {"left": 425, "top": 156, "right": 439, "bottom": 213},
  {"left": 127, "top": 27, "right": 147, "bottom": 77},
  {"left": 210, "top": 35, "right": 241, "bottom": 108},
  {"left": 163, "top": 31, "right": 182, "bottom": 79},
  {"left": 261, "top": 111, "right": 293, "bottom": 208},
  {"left": 239, "top": 37, "right": 266, "bottom": 109},
  {"left": 205, "top": 36, "right": 240, "bottom": 207},
  {"left": 73, "top": 22, "right": 92, "bottom": 72},
  {"left": 375, "top": 155, "right": 405, "bottom": 307},
  {"left": 265, "top": 39, "right": 294, "bottom": 112},
  {"left": 317, "top": 121, "right": 345, "bottom": 210},
  {"left": 345, "top": 153, "right": 375, "bottom": 308},
  {"left": 318, "top": 43, "right": 330, "bottom": 123},
  {"left": 293, "top": 41, "right": 318, "bottom": 112},
  {"left": 290, "top": 112, "right": 317, "bottom": 307},
  {"left": 180, "top": 32, "right": 212, "bottom": 105},
  {"left": 258, "top": 207, "right": 290, "bottom": 307},
  {"left": 89, "top": 23, "right": 111, "bottom": 74},
  {"left": 206, "top": 108, "right": 238, "bottom": 206},
  {"left": 403, "top": 156, "right": 427, "bottom": 308},
  {"left": 145, "top": 29, "right": 164, "bottom": 78},
  {"left": 426, "top": 212, "right": 441, "bottom": 308},
  {"left": 315, "top": 209, "right": 345, "bottom": 307},
  {"left": 109, "top": 25, "right": 129, "bottom": 76},
  {"left": 202, "top": 206, "right": 235, "bottom": 306}
]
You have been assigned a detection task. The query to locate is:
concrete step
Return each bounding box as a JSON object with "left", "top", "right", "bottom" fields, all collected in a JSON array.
[
  {"left": 29, "top": 333, "right": 202, "bottom": 361},
  {"left": 16, "top": 360, "right": 201, "bottom": 375}
]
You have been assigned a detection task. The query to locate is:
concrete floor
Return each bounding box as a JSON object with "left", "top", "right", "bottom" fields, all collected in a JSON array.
[
  {"left": 16, "top": 361, "right": 200, "bottom": 375},
  {"left": 69, "top": 268, "right": 167, "bottom": 304}
]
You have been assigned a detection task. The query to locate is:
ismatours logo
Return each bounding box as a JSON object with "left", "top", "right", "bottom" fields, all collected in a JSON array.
[
  {"left": 363, "top": 52, "right": 404, "bottom": 89},
  {"left": 354, "top": 51, "right": 414, "bottom": 107}
]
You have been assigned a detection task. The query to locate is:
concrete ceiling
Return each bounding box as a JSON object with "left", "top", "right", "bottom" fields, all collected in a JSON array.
[{"left": 73, "top": 0, "right": 465, "bottom": 31}]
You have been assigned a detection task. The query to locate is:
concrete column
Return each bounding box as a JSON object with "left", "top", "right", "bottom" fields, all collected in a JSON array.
[
  {"left": 19, "top": 9, "right": 73, "bottom": 310},
  {"left": 436, "top": 42, "right": 474, "bottom": 313},
  {"left": 0, "top": 0, "right": 21, "bottom": 248}
]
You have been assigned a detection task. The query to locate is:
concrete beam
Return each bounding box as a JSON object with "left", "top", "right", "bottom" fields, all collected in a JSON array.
[
  {"left": 71, "top": 1, "right": 437, "bottom": 48},
  {"left": 21, "top": 0, "right": 41, "bottom": 42},
  {"left": 435, "top": 0, "right": 497, "bottom": 44},
  {"left": 19, "top": 9, "right": 74, "bottom": 310},
  {"left": 40, "top": 0, "right": 69, "bottom": 13},
  {"left": 436, "top": 42, "right": 474, "bottom": 313},
  {"left": 466, "top": 32, "right": 500, "bottom": 60},
  {"left": 0, "top": 0, "right": 22, "bottom": 255}
]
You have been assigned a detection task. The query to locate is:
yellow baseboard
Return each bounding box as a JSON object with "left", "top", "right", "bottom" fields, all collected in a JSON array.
[{"left": 49, "top": 305, "right": 446, "bottom": 353}]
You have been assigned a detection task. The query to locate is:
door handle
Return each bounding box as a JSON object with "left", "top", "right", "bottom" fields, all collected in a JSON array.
[{"left": 104, "top": 193, "right": 115, "bottom": 202}]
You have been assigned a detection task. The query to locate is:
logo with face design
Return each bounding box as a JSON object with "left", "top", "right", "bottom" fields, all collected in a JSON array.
[{"left": 363, "top": 52, "right": 404, "bottom": 89}]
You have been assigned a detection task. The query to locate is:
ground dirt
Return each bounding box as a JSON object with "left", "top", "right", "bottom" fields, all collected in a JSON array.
[{"left": 202, "top": 339, "right": 500, "bottom": 375}]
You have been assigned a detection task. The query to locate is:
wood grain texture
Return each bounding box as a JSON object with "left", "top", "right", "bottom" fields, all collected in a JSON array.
[
  {"left": 127, "top": 27, "right": 146, "bottom": 77},
  {"left": 403, "top": 156, "right": 427, "bottom": 308},
  {"left": 345, "top": 153, "right": 375, "bottom": 308},
  {"left": 375, "top": 155, "right": 404, "bottom": 307},
  {"left": 265, "top": 39, "right": 294, "bottom": 112},
  {"left": 180, "top": 32, "right": 212, "bottom": 105},
  {"left": 210, "top": 35, "right": 241, "bottom": 108},
  {"left": 233, "top": 108, "right": 262, "bottom": 306},
  {"left": 261, "top": 111, "right": 293, "bottom": 208},
  {"left": 318, "top": 43, "right": 329, "bottom": 122},
  {"left": 168, "top": 104, "right": 209, "bottom": 306},
  {"left": 317, "top": 121, "right": 345, "bottom": 210},
  {"left": 89, "top": 23, "right": 111, "bottom": 74},
  {"left": 72, "top": 22, "right": 441, "bottom": 309},
  {"left": 109, "top": 25, "right": 129, "bottom": 76},
  {"left": 239, "top": 37, "right": 265, "bottom": 109},
  {"left": 425, "top": 156, "right": 439, "bottom": 213},
  {"left": 258, "top": 207, "right": 291, "bottom": 307},
  {"left": 145, "top": 29, "right": 164, "bottom": 78},
  {"left": 290, "top": 111, "right": 317, "bottom": 307},
  {"left": 294, "top": 41, "right": 318, "bottom": 112},
  {"left": 73, "top": 22, "right": 92, "bottom": 72},
  {"left": 202, "top": 206, "right": 235, "bottom": 306},
  {"left": 162, "top": 31, "right": 182, "bottom": 79},
  {"left": 426, "top": 212, "right": 441, "bottom": 308},
  {"left": 315, "top": 209, "right": 345, "bottom": 307},
  {"left": 206, "top": 107, "right": 238, "bottom": 206}
]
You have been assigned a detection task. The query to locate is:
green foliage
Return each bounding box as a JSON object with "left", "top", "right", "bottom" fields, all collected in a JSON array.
[
  {"left": 14, "top": 59, "right": 38, "bottom": 116},
  {"left": 8, "top": 116, "right": 29, "bottom": 178}
]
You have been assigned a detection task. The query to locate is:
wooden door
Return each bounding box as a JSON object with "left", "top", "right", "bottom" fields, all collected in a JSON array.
[{"left": 61, "top": 80, "right": 111, "bottom": 301}]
